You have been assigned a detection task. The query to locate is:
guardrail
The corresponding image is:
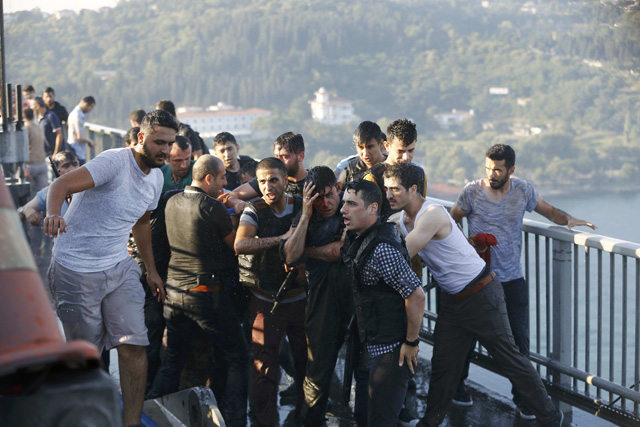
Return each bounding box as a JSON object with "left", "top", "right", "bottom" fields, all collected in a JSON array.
[
  {"left": 82, "top": 123, "right": 640, "bottom": 425},
  {"left": 84, "top": 122, "right": 127, "bottom": 161},
  {"left": 420, "top": 197, "right": 640, "bottom": 426}
]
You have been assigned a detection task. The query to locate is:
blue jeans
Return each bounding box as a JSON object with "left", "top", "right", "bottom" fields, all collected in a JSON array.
[{"left": 150, "top": 289, "right": 248, "bottom": 427}]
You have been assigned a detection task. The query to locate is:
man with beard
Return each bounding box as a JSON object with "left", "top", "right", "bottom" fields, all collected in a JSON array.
[
  {"left": 160, "top": 135, "right": 194, "bottom": 192},
  {"left": 383, "top": 162, "right": 565, "bottom": 427},
  {"left": 213, "top": 131, "right": 256, "bottom": 191},
  {"left": 44, "top": 110, "right": 177, "bottom": 427},
  {"left": 225, "top": 132, "right": 308, "bottom": 209},
  {"left": 43, "top": 87, "right": 69, "bottom": 128},
  {"left": 234, "top": 157, "right": 307, "bottom": 427},
  {"left": 283, "top": 166, "right": 351, "bottom": 426},
  {"left": 449, "top": 144, "right": 596, "bottom": 417}
]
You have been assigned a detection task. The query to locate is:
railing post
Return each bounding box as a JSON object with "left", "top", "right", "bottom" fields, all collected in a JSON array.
[{"left": 552, "top": 239, "right": 573, "bottom": 418}]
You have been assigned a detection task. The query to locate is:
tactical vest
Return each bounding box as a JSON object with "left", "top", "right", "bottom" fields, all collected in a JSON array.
[
  {"left": 343, "top": 157, "right": 368, "bottom": 183},
  {"left": 342, "top": 221, "right": 411, "bottom": 345},
  {"left": 238, "top": 196, "right": 303, "bottom": 295}
]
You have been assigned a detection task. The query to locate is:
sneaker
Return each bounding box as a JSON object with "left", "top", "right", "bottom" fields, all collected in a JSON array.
[
  {"left": 451, "top": 383, "right": 473, "bottom": 407},
  {"left": 516, "top": 403, "right": 536, "bottom": 420},
  {"left": 397, "top": 407, "right": 420, "bottom": 427}
]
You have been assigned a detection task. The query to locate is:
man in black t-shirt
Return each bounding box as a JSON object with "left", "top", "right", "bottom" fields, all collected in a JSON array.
[
  {"left": 284, "top": 166, "right": 352, "bottom": 426},
  {"left": 149, "top": 155, "right": 248, "bottom": 427},
  {"left": 212, "top": 131, "right": 255, "bottom": 191}
]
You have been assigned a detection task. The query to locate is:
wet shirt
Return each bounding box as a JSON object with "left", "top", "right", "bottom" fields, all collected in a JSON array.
[
  {"left": 456, "top": 178, "right": 538, "bottom": 282},
  {"left": 165, "top": 186, "right": 236, "bottom": 289}
]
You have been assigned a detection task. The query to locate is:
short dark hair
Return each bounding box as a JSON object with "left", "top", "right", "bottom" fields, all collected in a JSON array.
[
  {"left": 353, "top": 121, "right": 383, "bottom": 147},
  {"left": 43, "top": 87, "right": 55, "bottom": 95},
  {"left": 32, "top": 96, "right": 45, "bottom": 108},
  {"left": 129, "top": 109, "right": 146, "bottom": 124},
  {"left": 486, "top": 144, "right": 516, "bottom": 169},
  {"left": 238, "top": 159, "right": 258, "bottom": 178},
  {"left": 383, "top": 162, "right": 422, "bottom": 191},
  {"left": 156, "top": 99, "right": 177, "bottom": 118},
  {"left": 174, "top": 134, "right": 191, "bottom": 151},
  {"left": 52, "top": 150, "right": 78, "bottom": 168},
  {"left": 274, "top": 132, "right": 304, "bottom": 154},
  {"left": 192, "top": 154, "right": 223, "bottom": 182},
  {"left": 306, "top": 166, "right": 337, "bottom": 193},
  {"left": 387, "top": 118, "right": 417, "bottom": 146},
  {"left": 24, "top": 107, "right": 34, "bottom": 121},
  {"left": 213, "top": 131, "right": 237, "bottom": 147},
  {"left": 344, "top": 180, "right": 381, "bottom": 216},
  {"left": 23, "top": 85, "right": 35, "bottom": 93},
  {"left": 256, "top": 157, "right": 287, "bottom": 178},
  {"left": 82, "top": 96, "right": 96, "bottom": 105},
  {"left": 125, "top": 127, "right": 140, "bottom": 145},
  {"left": 140, "top": 109, "right": 179, "bottom": 133}
]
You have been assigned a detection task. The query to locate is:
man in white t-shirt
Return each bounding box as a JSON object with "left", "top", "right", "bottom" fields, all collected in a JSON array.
[
  {"left": 382, "top": 163, "right": 564, "bottom": 427},
  {"left": 67, "top": 96, "right": 96, "bottom": 164},
  {"left": 44, "top": 110, "right": 178, "bottom": 427}
]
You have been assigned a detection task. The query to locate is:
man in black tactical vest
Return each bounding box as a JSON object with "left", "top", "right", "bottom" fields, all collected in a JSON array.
[
  {"left": 234, "top": 157, "right": 307, "bottom": 427},
  {"left": 149, "top": 155, "right": 249, "bottom": 427},
  {"left": 340, "top": 180, "right": 426, "bottom": 427},
  {"left": 283, "top": 166, "right": 351, "bottom": 426},
  {"left": 337, "top": 121, "right": 387, "bottom": 186}
]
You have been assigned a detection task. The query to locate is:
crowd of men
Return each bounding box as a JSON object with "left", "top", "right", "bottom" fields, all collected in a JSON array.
[{"left": 20, "top": 93, "right": 600, "bottom": 427}]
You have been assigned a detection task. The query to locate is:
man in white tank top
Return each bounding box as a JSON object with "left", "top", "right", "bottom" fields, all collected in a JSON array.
[{"left": 382, "top": 163, "right": 564, "bottom": 427}]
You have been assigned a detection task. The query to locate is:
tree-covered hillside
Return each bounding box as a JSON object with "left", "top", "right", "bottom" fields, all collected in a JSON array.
[{"left": 6, "top": 0, "right": 640, "bottom": 191}]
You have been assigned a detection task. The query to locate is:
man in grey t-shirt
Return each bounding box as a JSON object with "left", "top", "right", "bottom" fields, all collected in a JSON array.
[
  {"left": 44, "top": 110, "right": 178, "bottom": 427},
  {"left": 450, "top": 143, "right": 596, "bottom": 418}
]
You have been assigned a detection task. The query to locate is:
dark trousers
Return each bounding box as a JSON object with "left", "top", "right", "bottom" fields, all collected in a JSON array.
[
  {"left": 354, "top": 345, "right": 413, "bottom": 427},
  {"left": 301, "top": 269, "right": 352, "bottom": 426},
  {"left": 418, "top": 279, "right": 557, "bottom": 427},
  {"left": 251, "top": 295, "right": 307, "bottom": 427},
  {"left": 144, "top": 293, "right": 165, "bottom": 396},
  {"left": 150, "top": 290, "right": 248, "bottom": 427},
  {"left": 458, "top": 278, "right": 530, "bottom": 392}
]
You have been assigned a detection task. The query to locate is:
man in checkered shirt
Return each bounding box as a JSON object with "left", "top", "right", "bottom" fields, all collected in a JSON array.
[{"left": 340, "top": 180, "right": 425, "bottom": 427}]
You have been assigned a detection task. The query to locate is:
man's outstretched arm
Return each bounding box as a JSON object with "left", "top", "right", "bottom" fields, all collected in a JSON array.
[{"left": 534, "top": 197, "right": 597, "bottom": 231}]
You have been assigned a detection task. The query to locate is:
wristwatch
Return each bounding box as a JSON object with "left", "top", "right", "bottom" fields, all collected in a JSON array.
[
  {"left": 404, "top": 338, "right": 420, "bottom": 347},
  {"left": 17, "top": 206, "right": 26, "bottom": 220}
]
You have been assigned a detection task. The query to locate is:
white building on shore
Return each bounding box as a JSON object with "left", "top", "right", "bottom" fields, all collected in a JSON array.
[
  {"left": 309, "top": 87, "right": 357, "bottom": 125},
  {"left": 177, "top": 102, "right": 270, "bottom": 139}
]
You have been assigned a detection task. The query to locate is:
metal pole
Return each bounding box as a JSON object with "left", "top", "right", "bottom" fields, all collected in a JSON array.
[{"left": 553, "top": 239, "right": 573, "bottom": 417}]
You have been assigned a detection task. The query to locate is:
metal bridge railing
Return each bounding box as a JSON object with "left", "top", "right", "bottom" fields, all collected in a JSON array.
[
  {"left": 419, "top": 197, "right": 640, "bottom": 426},
  {"left": 83, "top": 125, "right": 640, "bottom": 425},
  {"left": 84, "top": 122, "right": 127, "bottom": 161}
]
